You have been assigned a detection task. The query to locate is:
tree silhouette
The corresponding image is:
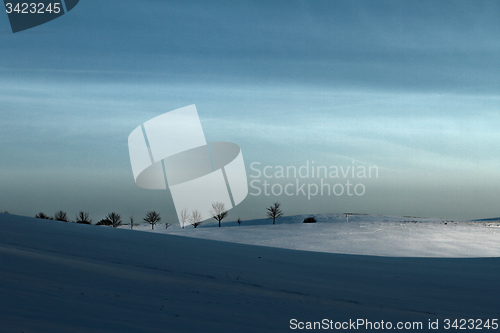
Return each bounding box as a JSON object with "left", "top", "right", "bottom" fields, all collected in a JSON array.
[
  {"left": 210, "top": 202, "right": 228, "bottom": 227},
  {"left": 35, "top": 212, "right": 53, "bottom": 220},
  {"left": 144, "top": 211, "right": 161, "bottom": 230},
  {"left": 266, "top": 202, "right": 283, "bottom": 225},
  {"left": 189, "top": 210, "right": 202, "bottom": 228},
  {"left": 107, "top": 212, "right": 122, "bottom": 228},
  {"left": 75, "top": 211, "right": 92, "bottom": 224},
  {"left": 54, "top": 210, "right": 69, "bottom": 222}
]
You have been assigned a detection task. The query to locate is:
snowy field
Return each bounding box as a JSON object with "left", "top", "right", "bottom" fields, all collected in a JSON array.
[
  {"left": 1, "top": 213, "right": 499, "bottom": 332},
  {"left": 128, "top": 213, "right": 500, "bottom": 258}
]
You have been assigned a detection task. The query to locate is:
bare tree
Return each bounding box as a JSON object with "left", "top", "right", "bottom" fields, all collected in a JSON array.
[
  {"left": 189, "top": 210, "right": 202, "bottom": 228},
  {"left": 105, "top": 212, "right": 122, "bottom": 228},
  {"left": 54, "top": 210, "right": 69, "bottom": 222},
  {"left": 266, "top": 202, "right": 283, "bottom": 225},
  {"left": 35, "top": 212, "right": 53, "bottom": 220},
  {"left": 179, "top": 209, "right": 188, "bottom": 229},
  {"left": 129, "top": 215, "right": 134, "bottom": 230},
  {"left": 144, "top": 211, "right": 161, "bottom": 230},
  {"left": 210, "top": 202, "right": 228, "bottom": 227},
  {"left": 75, "top": 211, "right": 92, "bottom": 224}
]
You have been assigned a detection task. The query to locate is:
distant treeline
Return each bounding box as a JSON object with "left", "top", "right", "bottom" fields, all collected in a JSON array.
[
  {"left": 34, "top": 210, "right": 164, "bottom": 230},
  {"left": 31, "top": 201, "right": 285, "bottom": 230}
]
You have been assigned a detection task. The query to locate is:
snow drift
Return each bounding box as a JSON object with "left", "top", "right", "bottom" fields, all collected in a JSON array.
[{"left": 0, "top": 213, "right": 499, "bottom": 332}]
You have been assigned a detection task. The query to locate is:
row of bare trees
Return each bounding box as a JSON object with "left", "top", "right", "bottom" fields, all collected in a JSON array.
[
  {"left": 179, "top": 201, "right": 283, "bottom": 228},
  {"left": 35, "top": 210, "right": 72, "bottom": 222},
  {"left": 178, "top": 209, "right": 202, "bottom": 228},
  {"left": 33, "top": 201, "right": 284, "bottom": 229},
  {"left": 34, "top": 210, "right": 163, "bottom": 229},
  {"left": 178, "top": 202, "right": 228, "bottom": 228}
]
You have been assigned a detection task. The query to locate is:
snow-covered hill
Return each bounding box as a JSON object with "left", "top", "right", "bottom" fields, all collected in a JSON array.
[
  {"left": 1, "top": 213, "right": 499, "bottom": 332},
  {"left": 129, "top": 213, "right": 500, "bottom": 257}
]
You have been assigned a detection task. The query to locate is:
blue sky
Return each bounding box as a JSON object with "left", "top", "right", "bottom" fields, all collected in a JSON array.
[{"left": 1, "top": 0, "right": 500, "bottom": 222}]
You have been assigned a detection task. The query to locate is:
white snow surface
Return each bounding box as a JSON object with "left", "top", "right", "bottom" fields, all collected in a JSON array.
[
  {"left": 1, "top": 213, "right": 499, "bottom": 332},
  {"left": 130, "top": 213, "right": 500, "bottom": 258}
]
